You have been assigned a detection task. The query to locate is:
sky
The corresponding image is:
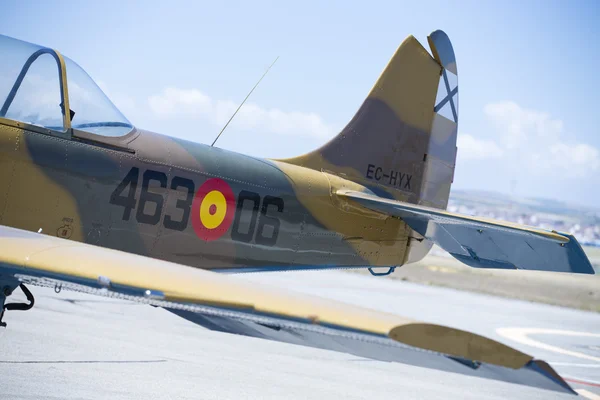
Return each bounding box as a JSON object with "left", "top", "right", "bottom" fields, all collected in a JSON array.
[{"left": 1, "top": 0, "right": 599, "bottom": 207}]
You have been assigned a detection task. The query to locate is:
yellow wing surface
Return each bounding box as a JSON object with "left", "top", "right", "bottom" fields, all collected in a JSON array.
[{"left": 0, "top": 225, "right": 575, "bottom": 394}]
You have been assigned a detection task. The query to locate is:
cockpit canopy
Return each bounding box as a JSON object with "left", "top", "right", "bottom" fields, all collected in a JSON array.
[{"left": 0, "top": 35, "right": 133, "bottom": 137}]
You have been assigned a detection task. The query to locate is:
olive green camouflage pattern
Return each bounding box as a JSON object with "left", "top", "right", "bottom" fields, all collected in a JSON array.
[{"left": 0, "top": 31, "right": 458, "bottom": 272}]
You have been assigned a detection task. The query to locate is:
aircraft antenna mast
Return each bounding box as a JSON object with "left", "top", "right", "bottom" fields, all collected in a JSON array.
[{"left": 211, "top": 56, "right": 279, "bottom": 147}]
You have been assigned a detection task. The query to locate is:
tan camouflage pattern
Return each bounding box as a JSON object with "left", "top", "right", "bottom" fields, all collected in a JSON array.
[{"left": 0, "top": 31, "right": 458, "bottom": 272}]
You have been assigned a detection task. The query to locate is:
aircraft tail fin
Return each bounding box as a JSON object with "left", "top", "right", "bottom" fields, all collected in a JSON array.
[{"left": 280, "top": 30, "right": 458, "bottom": 209}]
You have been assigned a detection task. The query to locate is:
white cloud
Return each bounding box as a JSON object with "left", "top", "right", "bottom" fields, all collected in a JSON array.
[
  {"left": 148, "top": 87, "right": 334, "bottom": 139},
  {"left": 457, "top": 134, "right": 504, "bottom": 160},
  {"left": 549, "top": 143, "right": 600, "bottom": 171},
  {"left": 484, "top": 101, "right": 563, "bottom": 149},
  {"left": 479, "top": 101, "right": 599, "bottom": 178}
]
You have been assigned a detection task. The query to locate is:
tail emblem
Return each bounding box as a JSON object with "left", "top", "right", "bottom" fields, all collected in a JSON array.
[{"left": 434, "top": 69, "right": 458, "bottom": 123}]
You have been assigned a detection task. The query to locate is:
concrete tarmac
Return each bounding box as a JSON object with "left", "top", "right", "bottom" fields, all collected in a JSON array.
[{"left": 0, "top": 270, "right": 599, "bottom": 399}]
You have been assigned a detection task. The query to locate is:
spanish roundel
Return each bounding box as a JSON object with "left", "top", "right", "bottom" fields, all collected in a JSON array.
[{"left": 191, "top": 178, "right": 235, "bottom": 241}]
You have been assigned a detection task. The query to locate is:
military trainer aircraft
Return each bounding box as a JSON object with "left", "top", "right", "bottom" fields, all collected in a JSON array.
[{"left": 0, "top": 30, "right": 594, "bottom": 395}]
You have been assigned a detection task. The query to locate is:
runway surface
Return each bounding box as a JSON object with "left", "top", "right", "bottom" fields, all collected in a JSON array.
[{"left": 1, "top": 270, "right": 599, "bottom": 399}]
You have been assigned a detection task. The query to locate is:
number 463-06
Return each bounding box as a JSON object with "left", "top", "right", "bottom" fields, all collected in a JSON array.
[{"left": 109, "top": 167, "right": 284, "bottom": 245}]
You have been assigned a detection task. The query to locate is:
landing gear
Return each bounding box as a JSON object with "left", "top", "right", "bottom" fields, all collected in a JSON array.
[{"left": 0, "top": 282, "right": 35, "bottom": 328}]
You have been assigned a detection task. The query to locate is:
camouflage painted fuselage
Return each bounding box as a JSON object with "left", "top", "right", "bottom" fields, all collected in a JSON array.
[
  {"left": 0, "top": 30, "right": 459, "bottom": 272},
  {"left": 0, "top": 122, "right": 415, "bottom": 272}
]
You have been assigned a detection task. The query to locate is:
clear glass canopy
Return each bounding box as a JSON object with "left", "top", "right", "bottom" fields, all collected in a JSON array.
[{"left": 0, "top": 34, "right": 133, "bottom": 136}]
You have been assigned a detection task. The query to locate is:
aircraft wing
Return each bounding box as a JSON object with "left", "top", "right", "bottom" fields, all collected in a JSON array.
[
  {"left": 0, "top": 225, "right": 577, "bottom": 394},
  {"left": 337, "top": 190, "right": 595, "bottom": 274}
]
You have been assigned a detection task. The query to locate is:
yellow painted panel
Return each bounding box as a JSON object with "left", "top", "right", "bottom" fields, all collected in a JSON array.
[{"left": 0, "top": 225, "right": 533, "bottom": 369}]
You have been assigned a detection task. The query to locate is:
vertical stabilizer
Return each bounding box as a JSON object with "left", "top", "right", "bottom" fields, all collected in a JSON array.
[{"left": 280, "top": 30, "right": 459, "bottom": 209}]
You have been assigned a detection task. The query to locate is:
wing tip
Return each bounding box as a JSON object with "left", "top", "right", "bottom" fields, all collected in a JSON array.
[{"left": 388, "top": 322, "right": 532, "bottom": 369}]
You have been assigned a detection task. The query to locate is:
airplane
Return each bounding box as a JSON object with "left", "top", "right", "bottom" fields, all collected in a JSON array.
[{"left": 0, "top": 29, "right": 595, "bottom": 395}]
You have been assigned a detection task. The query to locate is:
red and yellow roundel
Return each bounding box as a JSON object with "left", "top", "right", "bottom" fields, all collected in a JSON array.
[{"left": 191, "top": 178, "right": 235, "bottom": 241}]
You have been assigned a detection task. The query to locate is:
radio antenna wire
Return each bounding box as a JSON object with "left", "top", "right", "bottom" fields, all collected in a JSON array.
[{"left": 211, "top": 56, "right": 279, "bottom": 147}]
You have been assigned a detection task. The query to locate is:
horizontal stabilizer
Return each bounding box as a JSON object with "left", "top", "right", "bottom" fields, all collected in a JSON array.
[{"left": 337, "top": 190, "right": 595, "bottom": 274}]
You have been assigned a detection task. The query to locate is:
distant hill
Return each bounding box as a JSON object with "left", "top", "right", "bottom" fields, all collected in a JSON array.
[
  {"left": 448, "top": 189, "right": 600, "bottom": 246},
  {"left": 450, "top": 189, "right": 599, "bottom": 217}
]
